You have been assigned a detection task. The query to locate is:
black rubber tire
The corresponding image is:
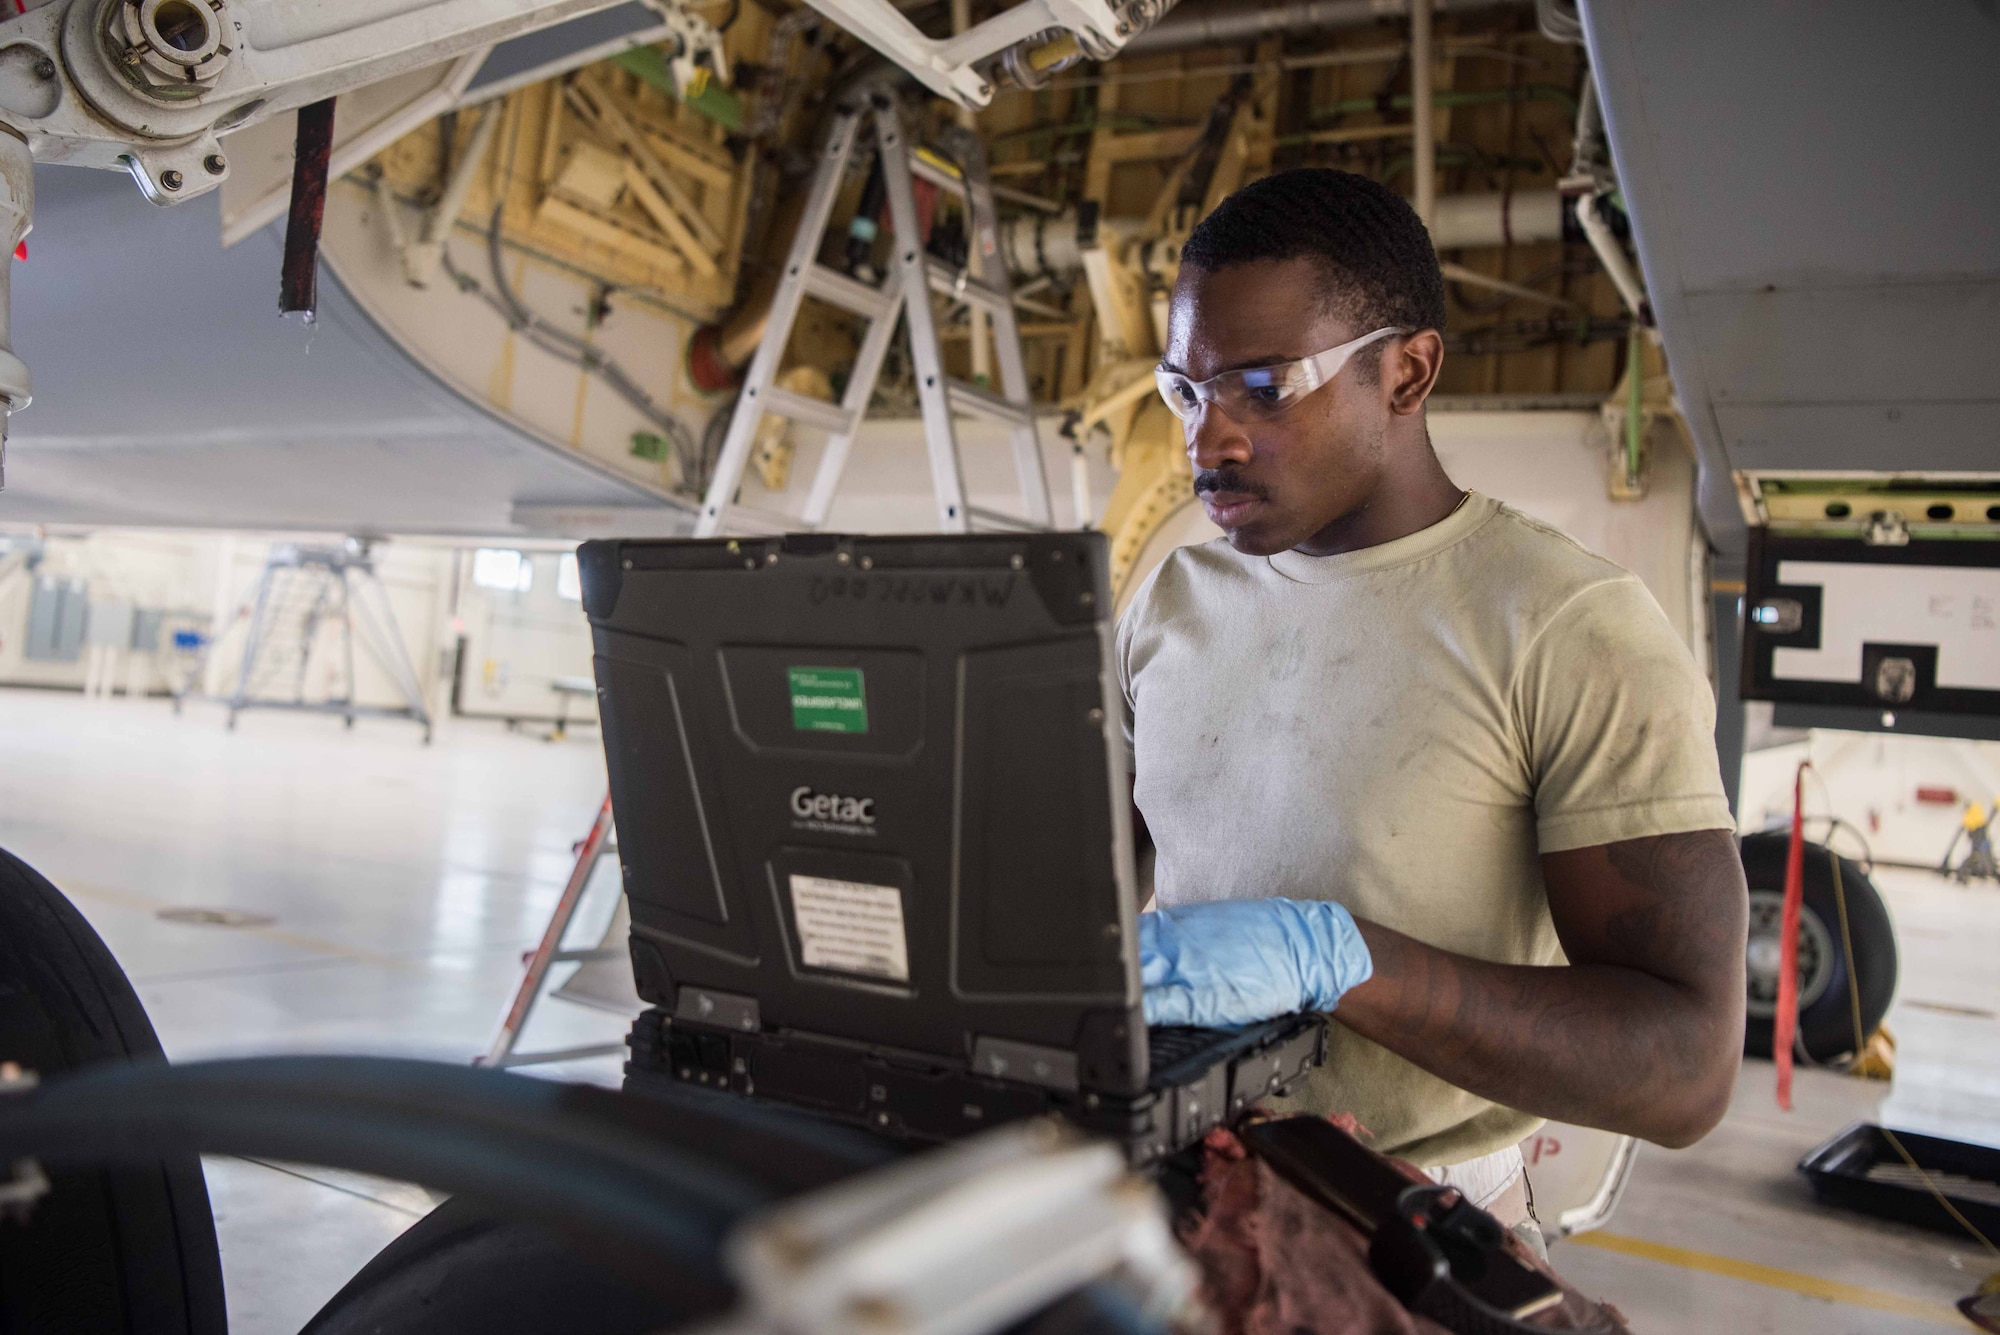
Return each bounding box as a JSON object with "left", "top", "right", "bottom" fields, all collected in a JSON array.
[
  {"left": 0, "top": 846, "right": 227, "bottom": 1335},
  {"left": 300, "top": 1199, "right": 1147, "bottom": 1335},
  {"left": 1739, "top": 832, "right": 1899, "bottom": 1062},
  {"left": 300, "top": 1195, "right": 705, "bottom": 1335}
]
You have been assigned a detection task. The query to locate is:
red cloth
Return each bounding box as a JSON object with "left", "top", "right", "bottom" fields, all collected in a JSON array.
[
  {"left": 1774, "top": 763, "right": 1809, "bottom": 1109},
  {"left": 1176, "top": 1117, "right": 1630, "bottom": 1335}
]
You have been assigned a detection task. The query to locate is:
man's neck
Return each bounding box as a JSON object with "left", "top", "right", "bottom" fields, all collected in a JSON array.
[{"left": 1293, "top": 447, "right": 1466, "bottom": 559}]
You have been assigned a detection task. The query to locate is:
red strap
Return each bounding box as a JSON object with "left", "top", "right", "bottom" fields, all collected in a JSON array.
[
  {"left": 911, "top": 177, "right": 938, "bottom": 244},
  {"left": 1774, "top": 762, "right": 1808, "bottom": 1109}
]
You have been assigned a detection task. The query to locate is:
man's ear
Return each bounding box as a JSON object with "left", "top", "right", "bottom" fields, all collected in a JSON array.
[{"left": 1386, "top": 329, "right": 1445, "bottom": 417}]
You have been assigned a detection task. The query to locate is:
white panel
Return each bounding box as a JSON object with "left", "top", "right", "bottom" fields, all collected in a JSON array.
[
  {"left": 1107, "top": 412, "right": 1702, "bottom": 649},
  {"left": 457, "top": 551, "right": 596, "bottom": 721},
  {"left": 814, "top": 416, "right": 1117, "bottom": 536},
  {"left": 240, "top": 0, "right": 447, "bottom": 49},
  {"left": 1772, "top": 560, "right": 2000, "bottom": 690},
  {"left": 1430, "top": 411, "right": 1700, "bottom": 648}
]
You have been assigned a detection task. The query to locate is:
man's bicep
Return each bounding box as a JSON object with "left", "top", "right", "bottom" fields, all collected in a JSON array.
[{"left": 1541, "top": 830, "right": 1747, "bottom": 993}]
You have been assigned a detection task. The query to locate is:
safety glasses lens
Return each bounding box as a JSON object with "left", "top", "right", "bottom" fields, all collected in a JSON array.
[
  {"left": 1155, "top": 370, "right": 1200, "bottom": 420},
  {"left": 1235, "top": 376, "right": 1296, "bottom": 416}
]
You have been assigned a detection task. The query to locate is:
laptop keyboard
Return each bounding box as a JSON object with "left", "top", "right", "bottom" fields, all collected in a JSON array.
[{"left": 1147, "top": 1025, "right": 1230, "bottom": 1068}]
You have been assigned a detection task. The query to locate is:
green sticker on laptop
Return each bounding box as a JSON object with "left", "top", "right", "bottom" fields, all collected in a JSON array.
[{"left": 788, "top": 666, "right": 868, "bottom": 734}]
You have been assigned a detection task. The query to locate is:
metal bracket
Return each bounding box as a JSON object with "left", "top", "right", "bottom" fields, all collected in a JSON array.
[
  {"left": 793, "top": 0, "right": 1146, "bottom": 107},
  {"left": 720, "top": 1119, "right": 1200, "bottom": 1335},
  {"left": 1864, "top": 510, "right": 1911, "bottom": 547},
  {"left": 638, "top": 0, "right": 726, "bottom": 95}
]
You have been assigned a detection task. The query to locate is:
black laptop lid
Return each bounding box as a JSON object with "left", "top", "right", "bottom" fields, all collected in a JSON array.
[{"left": 578, "top": 532, "right": 1145, "bottom": 1093}]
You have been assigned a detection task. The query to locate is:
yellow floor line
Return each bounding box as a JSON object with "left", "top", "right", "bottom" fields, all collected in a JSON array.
[{"left": 1568, "top": 1230, "right": 1965, "bottom": 1328}]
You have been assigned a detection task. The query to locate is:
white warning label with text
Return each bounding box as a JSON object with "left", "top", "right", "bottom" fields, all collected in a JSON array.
[{"left": 788, "top": 874, "right": 910, "bottom": 982}]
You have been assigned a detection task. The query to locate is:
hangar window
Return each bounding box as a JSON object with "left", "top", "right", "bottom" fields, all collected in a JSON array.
[
  {"left": 557, "top": 552, "right": 582, "bottom": 602},
  {"left": 472, "top": 548, "right": 533, "bottom": 593}
]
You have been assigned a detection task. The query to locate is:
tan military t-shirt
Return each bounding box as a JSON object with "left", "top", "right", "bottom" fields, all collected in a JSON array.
[{"left": 1116, "top": 492, "right": 1734, "bottom": 1167}]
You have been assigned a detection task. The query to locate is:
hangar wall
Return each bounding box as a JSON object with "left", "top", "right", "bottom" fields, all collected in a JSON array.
[
  {"left": 0, "top": 405, "right": 1703, "bottom": 717},
  {"left": 0, "top": 533, "right": 455, "bottom": 714}
]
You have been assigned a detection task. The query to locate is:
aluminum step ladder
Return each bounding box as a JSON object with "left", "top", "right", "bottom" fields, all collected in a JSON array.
[
  {"left": 695, "top": 93, "right": 1053, "bottom": 537},
  {"left": 476, "top": 795, "right": 632, "bottom": 1070},
  {"left": 226, "top": 540, "right": 433, "bottom": 742}
]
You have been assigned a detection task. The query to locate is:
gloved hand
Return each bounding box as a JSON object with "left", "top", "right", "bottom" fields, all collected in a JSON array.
[{"left": 1139, "top": 898, "right": 1373, "bottom": 1029}]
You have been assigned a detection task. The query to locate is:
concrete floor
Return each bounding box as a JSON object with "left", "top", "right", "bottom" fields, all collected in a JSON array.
[
  {"left": 1, "top": 686, "right": 1994, "bottom": 1333},
  {"left": 0, "top": 688, "right": 626, "bottom": 1334}
]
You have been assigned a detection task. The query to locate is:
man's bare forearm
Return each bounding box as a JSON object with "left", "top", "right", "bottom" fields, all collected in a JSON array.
[
  {"left": 1333, "top": 829, "right": 1749, "bottom": 1148},
  {"left": 1334, "top": 925, "right": 1736, "bottom": 1145}
]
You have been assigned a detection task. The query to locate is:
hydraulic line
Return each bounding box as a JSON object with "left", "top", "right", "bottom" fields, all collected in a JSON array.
[
  {"left": 438, "top": 206, "right": 705, "bottom": 492},
  {"left": 1575, "top": 192, "right": 1650, "bottom": 323},
  {"left": 1567, "top": 69, "right": 1653, "bottom": 327},
  {"left": 1123, "top": 0, "right": 1521, "bottom": 55},
  {"left": 1568, "top": 72, "right": 1601, "bottom": 179},
  {"left": 0, "top": 1056, "right": 893, "bottom": 1302}
]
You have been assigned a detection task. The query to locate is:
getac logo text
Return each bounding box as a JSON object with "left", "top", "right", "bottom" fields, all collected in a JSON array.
[{"left": 790, "top": 787, "right": 877, "bottom": 826}]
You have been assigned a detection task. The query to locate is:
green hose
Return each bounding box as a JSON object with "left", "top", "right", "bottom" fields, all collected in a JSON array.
[
  {"left": 1625, "top": 322, "right": 1644, "bottom": 487},
  {"left": 613, "top": 47, "right": 743, "bottom": 132}
]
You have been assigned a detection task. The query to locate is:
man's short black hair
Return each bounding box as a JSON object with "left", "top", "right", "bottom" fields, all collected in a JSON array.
[{"left": 1180, "top": 169, "right": 1447, "bottom": 334}]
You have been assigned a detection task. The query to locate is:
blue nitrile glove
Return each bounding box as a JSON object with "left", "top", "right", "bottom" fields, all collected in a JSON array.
[{"left": 1139, "top": 898, "right": 1373, "bottom": 1028}]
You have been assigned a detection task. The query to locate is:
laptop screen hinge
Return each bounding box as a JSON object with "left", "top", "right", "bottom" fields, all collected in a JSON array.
[
  {"left": 674, "top": 985, "right": 760, "bottom": 1033},
  {"left": 970, "top": 1036, "right": 1078, "bottom": 1092}
]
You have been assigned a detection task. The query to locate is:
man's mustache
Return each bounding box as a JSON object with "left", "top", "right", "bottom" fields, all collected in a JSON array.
[{"left": 1192, "top": 468, "right": 1267, "bottom": 499}]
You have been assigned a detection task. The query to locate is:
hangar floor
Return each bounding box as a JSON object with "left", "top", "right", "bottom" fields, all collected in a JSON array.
[{"left": 0, "top": 686, "right": 1991, "bottom": 1334}]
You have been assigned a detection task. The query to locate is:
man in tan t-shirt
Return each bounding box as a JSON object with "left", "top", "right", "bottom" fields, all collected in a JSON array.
[{"left": 1122, "top": 169, "right": 1747, "bottom": 1239}]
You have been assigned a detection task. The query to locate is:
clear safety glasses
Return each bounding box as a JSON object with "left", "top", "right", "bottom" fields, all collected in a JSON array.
[{"left": 1154, "top": 326, "right": 1404, "bottom": 423}]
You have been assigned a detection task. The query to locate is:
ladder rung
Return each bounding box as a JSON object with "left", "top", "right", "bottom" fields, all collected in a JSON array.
[
  {"left": 967, "top": 506, "right": 1043, "bottom": 533},
  {"left": 804, "top": 264, "right": 895, "bottom": 321},
  {"left": 762, "top": 385, "right": 859, "bottom": 436},
  {"left": 489, "top": 1042, "right": 628, "bottom": 1070},
  {"left": 945, "top": 377, "right": 1036, "bottom": 427},
  {"left": 550, "top": 948, "right": 624, "bottom": 964},
  {"left": 925, "top": 261, "right": 1012, "bottom": 313}
]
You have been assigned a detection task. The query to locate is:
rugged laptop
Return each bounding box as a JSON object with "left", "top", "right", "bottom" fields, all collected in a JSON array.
[{"left": 578, "top": 531, "right": 1323, "bottom": 1163}]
